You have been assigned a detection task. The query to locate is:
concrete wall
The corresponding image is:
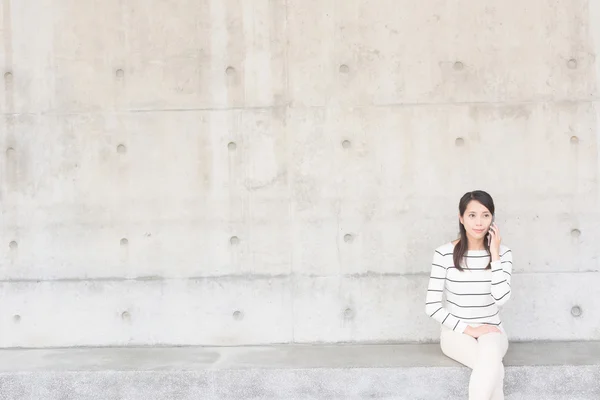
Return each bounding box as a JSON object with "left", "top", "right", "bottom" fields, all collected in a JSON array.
[{"left": 0, "top": 0, "right": 599, "bottom": 347}]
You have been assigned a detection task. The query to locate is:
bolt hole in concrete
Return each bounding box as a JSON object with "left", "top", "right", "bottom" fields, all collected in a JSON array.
[
  {"left": 344, "top": 234, "right": 353, "bottom": 243},
  {"left": 570, "top": 136, "right": 579, "bottom": 144},
  {"left": 230, "top": 236, "right": 240, "bottom": 245},
  {"left": 121, "top": 311, "right": 131, "bottom": 320},
  {"left": 115, "top": 69, "right": 124, "bottom": 78},
  {"left": 571, "top": 229, "right": 581, "bottom": 238},
  {"left": 225, "top": 66, "right": 236, "bottom": 76},
  {"left": 453, "top": 61, "right": 464, "bottom": 70},
  {"left": 117, "top": 144, "right": 127, "bottom": 154},
  {"left": 6, "top": 147, "right": 15, "bottom": 156},
  {"left": 342, "top": 140, "right": 351, "bottom": 149},
  {"left": 4, "top": 71, "right": 13, "bottom": 81},
  {"left": 120, "top": 238, "right": 128, "bottom": 246},
  {"left": 571, "top": 306, "right": 582, "bottom": 317},
  {"left": 9, "top": 241, "right": 18, "bottom": 250},
  {"left": 339, "top": 64, "right": 350, "bottom": 74},
  {"left": 567, "top": 59, "right": 578, "bottom": 69},
  {"left": 455, "top": 137, "right": 465, "bottom": 146},
  {"left": 13, "top": 315, "right": 21, "bottom": 323},
  {"left": 233, "top": 310, "right": 244, "bottom": 321},
  {"left": 344, "top": 308, "right": 354, "bottom": 319},
  {"left": 228, "top": 142, "right": 237, "bottom": 151}
]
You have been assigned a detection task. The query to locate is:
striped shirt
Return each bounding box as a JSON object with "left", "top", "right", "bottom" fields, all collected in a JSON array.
[{"left": 425, "top": 242, "right": 513, "bottom": 334}]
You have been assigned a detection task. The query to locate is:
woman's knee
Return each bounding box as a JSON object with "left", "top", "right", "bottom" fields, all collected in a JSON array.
[{"left": 477, "top": 333, "right": 509, "bottom": 359}]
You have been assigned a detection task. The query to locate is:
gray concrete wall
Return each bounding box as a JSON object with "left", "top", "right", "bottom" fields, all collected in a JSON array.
[{"left": 1, "top": 0, "right": 599, "bottom": 347}]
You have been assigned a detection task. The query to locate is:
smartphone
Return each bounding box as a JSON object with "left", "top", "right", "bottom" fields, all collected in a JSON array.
[{"left": 487, "top": 214, "right": 496, "bottom": 246}]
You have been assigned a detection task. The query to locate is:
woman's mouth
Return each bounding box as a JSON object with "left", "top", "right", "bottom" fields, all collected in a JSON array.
[{"left": 473, "top": 229, "right": 485, "bottom": 234}]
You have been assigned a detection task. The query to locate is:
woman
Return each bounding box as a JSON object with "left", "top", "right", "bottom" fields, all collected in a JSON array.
[{"left": 425, "top": 190, "right": 513, "bottom": 400}]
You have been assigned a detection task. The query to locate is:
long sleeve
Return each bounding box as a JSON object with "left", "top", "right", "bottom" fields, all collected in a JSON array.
[
  {"left": 490, "top": 248, "right": 512, "bottom": 306},
  {"left": 425, "top": 250, "right": 468, "bottom": 333}
]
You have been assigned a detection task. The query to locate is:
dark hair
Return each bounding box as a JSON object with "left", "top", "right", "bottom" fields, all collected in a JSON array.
[{"left": 453, "top": 190, "right": 495, "bottom": 271}]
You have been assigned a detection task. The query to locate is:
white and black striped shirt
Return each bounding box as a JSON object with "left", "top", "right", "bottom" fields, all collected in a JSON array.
[{"left": 425, "top": 242, "right": 513, "bottom": 334}]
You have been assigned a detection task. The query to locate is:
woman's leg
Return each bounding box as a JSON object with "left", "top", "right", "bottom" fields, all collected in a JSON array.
[
  {"left": 440, "top": 327, "right": 478, "bottom": 369},
  {"left": 471, "top": 332, "right": 508, "bottom": 400},
  {"left": 440, "top": 328, "right": 508, "bottom": 400},
  {"left": 490, "top": 370, "right": 505, "bottom": 400}
]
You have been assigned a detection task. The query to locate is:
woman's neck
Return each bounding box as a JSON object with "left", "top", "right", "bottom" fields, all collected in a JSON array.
[{"left": 464, "top": 236, "right": 486, "bottom": 251}]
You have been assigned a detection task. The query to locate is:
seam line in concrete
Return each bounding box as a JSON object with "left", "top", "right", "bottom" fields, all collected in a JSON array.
[
  {"left": 0, "top": 271, "right": 597, "bottom": 284},
  {"left": 4, "top": 98, "right": 600, "bottom": 116}
]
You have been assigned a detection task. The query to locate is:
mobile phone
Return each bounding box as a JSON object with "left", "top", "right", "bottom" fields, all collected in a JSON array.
[{"left": 487, "top": 214, "right": 496, "bottom": 246}]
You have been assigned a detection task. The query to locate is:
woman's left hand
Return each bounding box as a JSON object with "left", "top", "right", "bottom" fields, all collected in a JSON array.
[{"left": 489, "top": 222, "right": 502, "bottom": 257}]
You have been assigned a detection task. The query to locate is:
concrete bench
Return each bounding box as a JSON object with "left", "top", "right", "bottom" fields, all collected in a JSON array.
[{"left": 0, "top": 341, "right": 598, "bottom": 399}]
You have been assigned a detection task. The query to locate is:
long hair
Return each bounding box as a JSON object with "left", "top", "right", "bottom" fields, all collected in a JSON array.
[{"left": 453, "top": 190, "right": 495, "bottom": 271}]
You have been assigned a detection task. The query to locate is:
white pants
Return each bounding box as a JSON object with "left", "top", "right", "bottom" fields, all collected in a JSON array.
[{"left": 440, "top": 326, "right": 509, "bottom": 400}]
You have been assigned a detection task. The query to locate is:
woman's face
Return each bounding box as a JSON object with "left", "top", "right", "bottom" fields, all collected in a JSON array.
[{"left": 459, "top": 200, "right": 493, "bottom": 241}]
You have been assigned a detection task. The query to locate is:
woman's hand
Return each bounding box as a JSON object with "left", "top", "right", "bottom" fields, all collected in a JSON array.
[
  {"left": 488, "top": 222, "right": 502, "bottom": 259},
  {"left": 464, "top": 325, "right": 501, "bottom": 338}
]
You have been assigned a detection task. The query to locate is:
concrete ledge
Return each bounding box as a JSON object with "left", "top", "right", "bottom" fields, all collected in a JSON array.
[{"left": 0, "top": 342, "right": 598, "bottom": 399}]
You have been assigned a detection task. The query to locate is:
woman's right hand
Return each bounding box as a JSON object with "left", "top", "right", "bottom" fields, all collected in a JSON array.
[{"left": 464, "top": 325, "right": 501, "bottom": 338}]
